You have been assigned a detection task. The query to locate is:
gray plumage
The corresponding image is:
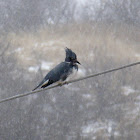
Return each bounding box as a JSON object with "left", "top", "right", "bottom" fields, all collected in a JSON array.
[{"left": 32, "top": 48, "right": 80, "bottom": 91}]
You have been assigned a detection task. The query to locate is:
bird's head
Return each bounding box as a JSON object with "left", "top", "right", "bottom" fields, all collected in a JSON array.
[{"left": 65, "top": 47, "right": 80, "bottom": 64}]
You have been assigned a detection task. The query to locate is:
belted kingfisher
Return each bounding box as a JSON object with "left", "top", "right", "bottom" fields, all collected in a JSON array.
[{"left": 32, "top": 48, "right": 80, "bottom": 91}]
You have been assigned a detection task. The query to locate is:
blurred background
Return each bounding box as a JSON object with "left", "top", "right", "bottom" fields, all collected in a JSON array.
[{"left": 0, "top": 0, "right": 140, "bottom": 139}]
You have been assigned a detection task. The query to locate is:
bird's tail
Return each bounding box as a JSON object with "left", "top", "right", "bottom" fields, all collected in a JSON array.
[{"left": 32, "top": 79, "right": 46, "bottom": 91}]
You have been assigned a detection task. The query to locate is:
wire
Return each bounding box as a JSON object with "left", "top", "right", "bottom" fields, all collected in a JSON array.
[{"left": 0, "top": 61, "right": 139, "bottom": 104}]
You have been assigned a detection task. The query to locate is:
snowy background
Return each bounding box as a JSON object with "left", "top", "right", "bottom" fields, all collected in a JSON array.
[{"left": 0, "top": 0, "right": 140, "bottom": 140}]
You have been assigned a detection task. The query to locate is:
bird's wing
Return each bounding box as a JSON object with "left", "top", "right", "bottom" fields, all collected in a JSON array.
[{"left": 32, "top": 62, "right": 71, "bottom": 91}]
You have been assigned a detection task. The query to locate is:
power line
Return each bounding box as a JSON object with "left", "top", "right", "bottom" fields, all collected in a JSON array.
[{"left": 0, "top": 61, "right": 139, "bottom": 104}]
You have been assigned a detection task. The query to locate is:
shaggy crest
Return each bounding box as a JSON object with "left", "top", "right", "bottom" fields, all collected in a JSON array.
[{"left": 65, "top": 47, "right": 77, "bottom": 62}]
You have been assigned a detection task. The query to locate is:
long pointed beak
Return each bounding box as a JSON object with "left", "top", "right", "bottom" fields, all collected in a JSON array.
[{"left": 76, "top": 60, "right": 81, "bottom": 65}]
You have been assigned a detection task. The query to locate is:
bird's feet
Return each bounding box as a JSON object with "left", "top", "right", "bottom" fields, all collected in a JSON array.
[
  {"left": 58, "top": 81, "right": 68, "bottom": 87},
  {"left": 58, "top": 82, "right": 63, "bottom": 87},
  {"left": 64, "top": 81, "right": 68, "bottom": 85}
]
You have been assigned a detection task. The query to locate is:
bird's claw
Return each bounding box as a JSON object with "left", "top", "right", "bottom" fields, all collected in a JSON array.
[
  {"left": 64, "top": 81, "right": 68, "bottom": 85},
  {"left": 58, "top": 81, "right": 68, "bottom": 87},
  {"left": 58, "top": 83, "right": 63, "bottom": 87}
]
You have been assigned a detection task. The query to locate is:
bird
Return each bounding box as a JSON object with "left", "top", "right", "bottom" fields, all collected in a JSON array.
[{"left": 32, "top": 47, "right": 80, "bottom": 91}]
